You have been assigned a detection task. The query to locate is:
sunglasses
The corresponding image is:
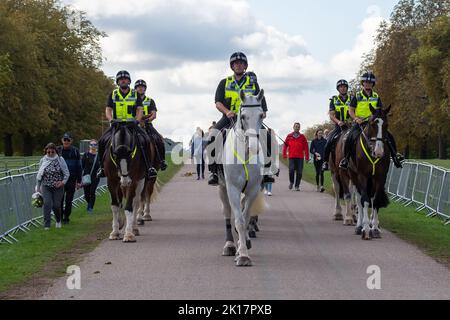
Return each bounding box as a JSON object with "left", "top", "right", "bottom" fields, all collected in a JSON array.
[
  {"left": 63, "top": 138, "right": 72, "bottom": 142},
  {"left": 90, "top": 144, "right": 98, "bottom": 147}
]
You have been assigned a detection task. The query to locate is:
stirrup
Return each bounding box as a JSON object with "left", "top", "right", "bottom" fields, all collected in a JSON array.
[
  {"left": 147, "top": 167, "right": 158, "bottom": 178},
  {"left": 339, "top": 159, "right": 348, "bottom": 169},
  {"left": 96, "top": 168, "right": 105, "bottom": 178},
  {"left": 208, "top": 173, "right": 219, "bottom": 186}
]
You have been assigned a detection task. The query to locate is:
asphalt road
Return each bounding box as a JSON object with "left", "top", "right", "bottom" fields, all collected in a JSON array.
[{"left": 41, "top": 164, "right": 450, "bottom": 300}]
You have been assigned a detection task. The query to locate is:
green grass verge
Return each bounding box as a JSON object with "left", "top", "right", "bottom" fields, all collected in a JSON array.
[
  {"left": 281, "top": 157, "right": 449, "bottom": 266},
  {"left": 0, "top": 158, "right": 183, "bottom": 295}
]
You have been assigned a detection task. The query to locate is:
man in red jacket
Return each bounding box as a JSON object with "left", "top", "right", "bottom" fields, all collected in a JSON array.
[{"left": 283, "top": 123, "right": 310, "bottom": 191}]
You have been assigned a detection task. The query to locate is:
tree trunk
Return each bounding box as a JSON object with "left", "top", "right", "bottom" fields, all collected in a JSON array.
[
  {"left": 404, "top": 144, "right": 410, "bottom": 159},
  {"left": 420, "top": 140, "right": 428, "bottom": 159},
  {"left": 22, "top": 132, "right": 34, "bottom": 156},
  {"left": 438, "top": 132, "right": 447, "bottom": 160},
  {"left": 4, "top": 133, "right": 13, "bottom": 156}
]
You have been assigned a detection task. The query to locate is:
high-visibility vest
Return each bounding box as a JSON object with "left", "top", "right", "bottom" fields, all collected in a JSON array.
[
  {"left": 142, "top": 95, "right": 154, "bottom": 118},
  {"left": 224, "top": 75, "right": 257, "bottom": 112},
  {"left": 355, "top": 90, "right": 379, "bottom": 119},
  {"left": 112, "top": 88, "right": 138, "bottom": 120},
  {"left": 332, "top": 95, "right": 351, "bottom": 121}
]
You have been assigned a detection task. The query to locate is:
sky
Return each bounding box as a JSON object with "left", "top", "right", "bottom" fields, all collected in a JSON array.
[{"left": 63, "top": 0, "right": 399, "bottom": 144}]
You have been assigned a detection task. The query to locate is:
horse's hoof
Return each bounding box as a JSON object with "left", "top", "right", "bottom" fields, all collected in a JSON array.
[
  {"left": 123, "top": 233, "right": 136, "bottom": 243},
  {"left": 143, "top": 215, "right": 152, "bottom": 221},
  {"left": 334, "top": 214, "right": 343, "bottom": 221},
  {"left": 246, "top": 239, "right": 252, "bottom": 250},
  {"left": 249, "top": 230, "right": 257, "bottom": 238},
  {"left": 109, "top": 233, "right": 121, "bottom": 241},
  {"left": 362, "top": 230, "right": 372, "bottom": 240},
  {"left": 355, "top": 226, "right": 363, "bottom": 235},
  {"left": 137, "top": 219, "right": 144, "bottom": 226},
  {"left": 344, "top": 219, "right": 355, "bottom": 226},
  {"left": 222, "top": 246, "right": 237, "bottom": 256},
  {"left": 133, "top": 229, "right": 140, "bottom": 236},
  {"left": 236, "top": 256, "right": 252, "bottom": 267},
  {"left": 372, "top": 229, "right": 382, "bottom": 239}
]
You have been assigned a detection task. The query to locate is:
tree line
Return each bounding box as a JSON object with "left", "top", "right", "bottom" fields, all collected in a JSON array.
[
  {"left": 306, "top": 0, "right": 449, "bottom": 159},
  {"left": 0, "top": 0, "right": 114, "bottom": 156}
]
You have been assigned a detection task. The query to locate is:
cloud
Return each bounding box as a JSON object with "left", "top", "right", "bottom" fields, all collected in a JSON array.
[{"left": 63, "top": 0, "right": 385, "bottom": 142}]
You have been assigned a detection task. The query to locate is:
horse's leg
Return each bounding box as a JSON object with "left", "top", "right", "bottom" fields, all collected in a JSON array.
[
  {"left": 219, "top": 185, "right": 236, "bottom": 256},
  {"left": 109, "top": 185, "right": 121, "bottom": 240},
  {"left": 132, "top": 179, "right": 145, "bottom": 237},
  {"left": 143, "top": 180, "right": 154, "bottom": 221},
  {"left": 136, "top": 186, "right": 145, "bottom": 226},
  {"left": 360, "top": 185, "right": 372, "bottom": 241},
  {"left": 228, "top": 186, "right": 252, "bottom": 267},
  {"left": 355, "top": 190, "right": 364, "bottom": 235},
  {"left": 331, "top": 172, "right": 343, "bottom": 221},
  {"left": 343, "top": 176, "right": 355, "bottom": 226}
]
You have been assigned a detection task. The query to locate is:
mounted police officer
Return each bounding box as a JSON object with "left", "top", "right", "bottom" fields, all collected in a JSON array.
[
  {"left": 322, "top": 79, "right": 352, "bottom": 171},
  {"left": 97, "top": 70, "right": 157, "bottom": 179},
  {"left": 207, "top": 52, "right": 274, "bottom": 186},
  {"left": 134, "top": 79, "right": 168, "bottom": 171},
  {"left": 339, "top": 72, "right": 404, "bottom": 169}
]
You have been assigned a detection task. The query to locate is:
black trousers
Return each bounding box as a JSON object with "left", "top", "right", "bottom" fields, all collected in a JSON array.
[
  {"left": 314, "top": 160, "right": 324, "bottom": 186},
  {"left": 145, "top": 123, "right": 166, "bottom": 163},
  {"left": 324, "top": 125, "right": 343, "bottom": 162},
  {"left": 289, "top": 158, "right": 304, "bottom": 188},
  {"left": 61, "top": 177, "right": 77, "bottom": 222},
  {"left": 197, "top": 157, "right": 205, "bottom": 178},
  {"left": 83, "top": 177, "right": 100, "bottom": 209}
]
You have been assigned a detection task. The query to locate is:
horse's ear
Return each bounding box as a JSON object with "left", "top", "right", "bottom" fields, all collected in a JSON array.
[
  {"left": 369, "top": 103, "right": 375, "bottom": 114},
  {"left": 385, "top": 105, "right": 392, "bottom": 115},
  {"left": 240, "top": 90, "right": 246, "bottom": 103},
  {"left": 257, "top": 89, "right": 264, "bottom": 102}
]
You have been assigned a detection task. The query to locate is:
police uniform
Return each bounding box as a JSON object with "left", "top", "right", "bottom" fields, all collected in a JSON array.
[{"left": 141, "top": 95, "right": 166, "bottom": 169}]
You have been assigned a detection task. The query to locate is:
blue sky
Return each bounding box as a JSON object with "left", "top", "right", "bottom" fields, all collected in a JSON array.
[{"left": 65, "top": 0, "right": 400, "bottom": 142}]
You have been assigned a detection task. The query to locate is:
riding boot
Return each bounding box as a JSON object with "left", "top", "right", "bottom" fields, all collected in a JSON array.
[
  {"left": 96, "top": 140, "right": 106, "bottom": 178},
  {"left": 339, "top": 129, "right": 354, "bottom": 169},
  {"left": 386, "top": 134, "right": 403, "bottom": 168},
  {"left": 138, "top": 133, "right": 157, "bottom": 179},
  {"left": 208, "top": 163, "right": 219, "bottom": 185}
]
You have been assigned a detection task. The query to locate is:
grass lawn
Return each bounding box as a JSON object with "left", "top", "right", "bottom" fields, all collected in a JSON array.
[
  {"left": 0, "top": 158, "right": 183, "bottom": 296},
  {"left": 281, "top": 157, "right": 449, "bottom": 267}
]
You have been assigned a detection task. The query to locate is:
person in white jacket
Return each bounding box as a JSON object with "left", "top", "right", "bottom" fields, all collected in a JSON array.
[
  {"left": 36, "top": 143, "right": 70, "bottom": 230},
  {"left": 191, "top": 127, "right": 206, "bottom": 180}
]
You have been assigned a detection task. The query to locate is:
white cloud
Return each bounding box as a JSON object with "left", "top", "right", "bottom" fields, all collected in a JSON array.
[{"left": 63, "top": 0, "right": 385, "bottom": 142}]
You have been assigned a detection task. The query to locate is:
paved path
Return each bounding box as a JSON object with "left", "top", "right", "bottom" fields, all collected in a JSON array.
[{"left": 42, "top": 165, "right": 450, "bottom": 300}]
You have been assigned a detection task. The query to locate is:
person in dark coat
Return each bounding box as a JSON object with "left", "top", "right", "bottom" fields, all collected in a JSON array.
[
  {"left": 81, "top": 139, "right": 101, "bottom": 212},
  {"left": 310, "top": 129, "right": 327, "bottom": 192}
]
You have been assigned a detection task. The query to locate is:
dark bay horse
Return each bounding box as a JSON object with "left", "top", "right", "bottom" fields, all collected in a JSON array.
[
  {"left": 104, "top": 120, "right": 148, "bottom": 243},
  {"left": 329, "top": 124, "right": 357, "bottom": 225},
  {"left": 348, "top": 105, "right": 391, "bottom": 240}
]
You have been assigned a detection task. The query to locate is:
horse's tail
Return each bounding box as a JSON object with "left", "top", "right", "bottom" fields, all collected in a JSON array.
[
  {"left": 250, "top": 191, "right": 266, "bottom": 217},
  {"left": 374, "top": 188, "right": 389, "bottom": 209},
  {"left": 150, "top": 179, "right": 160, "bottom": 203}
]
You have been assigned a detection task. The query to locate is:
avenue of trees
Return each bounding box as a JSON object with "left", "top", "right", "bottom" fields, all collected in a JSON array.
[
  {"left": 0, "top": 0, "right": 114, "bottom": 156},
  {"left": 306, "top": 0, "right": 449, "bottom": 159}
]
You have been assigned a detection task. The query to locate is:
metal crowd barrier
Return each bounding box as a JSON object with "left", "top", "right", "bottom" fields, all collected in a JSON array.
[
  {"left": 0, "top": 172, "right": 108, "bottom": 244},
  {"left": 387, "top": 160, "right": 450, "bottom": 225}
]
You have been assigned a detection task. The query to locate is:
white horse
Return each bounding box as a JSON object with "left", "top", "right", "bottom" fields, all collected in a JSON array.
[{"left": 218, "top": 90, "right": 267, "bottom": 267}]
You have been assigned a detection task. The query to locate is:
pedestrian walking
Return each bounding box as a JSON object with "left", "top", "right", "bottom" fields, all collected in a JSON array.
[
  {"left": 310, "top": 129, "right": 326, "bottom": 192},
  {"left": 81, "top": 139, "right": 100, "bottom": 212},
  {"left": 35, "top": 143, "right": 69, "bottom": 230},
  {"left": 282, "top": 122, "right": 309, "bottom": 191}
]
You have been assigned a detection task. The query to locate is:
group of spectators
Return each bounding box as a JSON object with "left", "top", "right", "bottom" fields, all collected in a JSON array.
[{"left": 35, "top": 133, "right": 101, "bottom": 230}]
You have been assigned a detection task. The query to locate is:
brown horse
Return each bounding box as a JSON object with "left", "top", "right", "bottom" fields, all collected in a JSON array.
[
  {"left": 347, "top": 105, "right": 391, "bottom": 240},
  {"left": 329, "top": 124, "right": 357, "bottom": 225},
  {"left": 104, "top": 121, "right": 148, "bottom": 243}
]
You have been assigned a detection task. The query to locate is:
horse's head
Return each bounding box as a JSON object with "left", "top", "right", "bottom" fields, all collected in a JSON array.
[
  {"left": 367, "top": 104, "right": 391, "bottom": 158},
  {"left": 238, "top": 90, "right": 265, "bottom": 154},
  {"left": 111, "top": 123, "right": 137, "bottom": 183}
]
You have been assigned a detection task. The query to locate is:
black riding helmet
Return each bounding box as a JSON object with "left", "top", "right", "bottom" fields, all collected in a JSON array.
[
  {"left": 336, "top": 79, "right": 348, "bottom": 90},
  {"left": 116, "top": 70, "right": 131, "bottom": 85},
  {"left": 134, "top": 79, "right": 147, "bottom": 89},
  {"left": 361, "top": 72, "right": 376, "bottom": 86},
  {"left": 230, "top": 52, "right": 248, "bottom": 69}
]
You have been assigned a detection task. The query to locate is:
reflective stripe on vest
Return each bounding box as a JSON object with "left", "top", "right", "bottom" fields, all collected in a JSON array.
[
  {"left": 225, "top": 75, "right": 257, "bottom": 113},
  {"left": 333, "top": 95, "right": 351, "bottom": 121},
  {"left": 142, "top": 96, "right": 153, "bottom": 117},
  {"left": 112, "top": 89, "right": 137, "bottom": 120},
  {"left": 355, "top": 90, "right": 379, "bottom": 119}
]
